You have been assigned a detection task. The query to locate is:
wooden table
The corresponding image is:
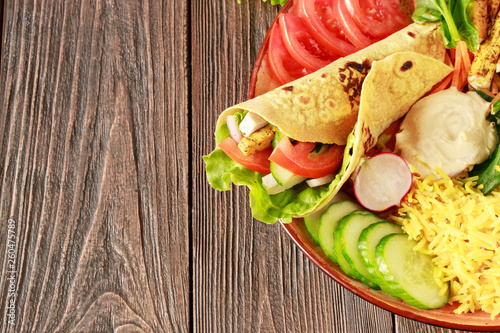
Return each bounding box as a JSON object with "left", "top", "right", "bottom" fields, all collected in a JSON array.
[{"left": 0, "top": 1, "right": 487, "bottom": 332}]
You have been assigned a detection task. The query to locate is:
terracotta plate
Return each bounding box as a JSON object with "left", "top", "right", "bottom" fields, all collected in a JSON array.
[{"left": 248, "top": 1, "right": 500, "bottom": 330}]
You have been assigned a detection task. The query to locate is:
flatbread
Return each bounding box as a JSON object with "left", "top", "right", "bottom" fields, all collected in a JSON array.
[
  {"left": 308, "top": 52, "right": 453, "bottom": 214},
  {"left": 217, "top": 23, "right": 446, "bottom": 145}
]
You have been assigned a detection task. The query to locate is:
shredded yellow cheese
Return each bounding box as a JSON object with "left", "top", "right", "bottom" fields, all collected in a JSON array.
[{"left": 386, "top": 170, "right": 500, "bottom": 319}]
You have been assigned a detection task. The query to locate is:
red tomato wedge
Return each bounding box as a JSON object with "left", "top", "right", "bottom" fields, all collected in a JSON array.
[
  {"left": 279, "top": 14, "right": 339, "bottom": 71},
  {"left": 331, "top": 0, "right": 375, "bottom": 49},
  {"left": 269, "top": 137, "right": 344, "bottom": 178},
  {"left": 268, "top": 22, "right": 311, "bottom": 85},
  {"left": 345, "top": 0, "right": 408, "bottom": 38},
  {"left": 297, "top": 0, "right": 357, "bottom": 56},
  {"left": 218, "top": 137, "right": 272, "bottom": 175}
]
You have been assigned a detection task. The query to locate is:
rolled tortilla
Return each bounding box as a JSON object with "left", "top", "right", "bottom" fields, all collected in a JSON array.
[
  {"left": 309, "top": 52, "right": 453, "bottom": 214},
  {"left": 217, "top": 22, "right": 446, "bottom": 145}
]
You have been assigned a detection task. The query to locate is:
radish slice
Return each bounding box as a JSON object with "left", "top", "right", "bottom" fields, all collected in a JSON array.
[
  {"left": 353, "top": 153, "right": 413, "bottom": 212},
  {"left": 226, "top": 115, "right": 243, "bottom": 143}
]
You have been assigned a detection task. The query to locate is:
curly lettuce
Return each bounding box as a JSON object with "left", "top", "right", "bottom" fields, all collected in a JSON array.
[{"left": 203, "top": 117, "right": 355, "bottom": 224}]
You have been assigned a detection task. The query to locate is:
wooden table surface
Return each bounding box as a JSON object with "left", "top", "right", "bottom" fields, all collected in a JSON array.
[{"left": 0, "top": 1, "right": 490, "bottom": 332}]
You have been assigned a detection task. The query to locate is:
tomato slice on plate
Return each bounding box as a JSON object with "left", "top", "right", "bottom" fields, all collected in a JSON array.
[
  {"left": 268, "top": 22, "right": 311, "bottom": 85},
  {"left": 279, "top": 14, "right": 339, "bottom": 71},
  {"left": 345, "top": 0, "right": 408, "bottom": 38},
  {"left": 332, "top": 0, "right": 376, "bottom": 49},
  {"left": 298, "top": 0, "right": 357, "bottom": 56},
  {"left": 218, "top": 137, "right": 272, "bottom": 175},
  {"left": 269, "top": 137, "right": 344, "bottom": 178}
]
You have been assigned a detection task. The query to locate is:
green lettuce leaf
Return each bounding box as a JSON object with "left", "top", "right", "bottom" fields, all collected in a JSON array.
[
  {"left": 412, "top": 0, "right": 479, "bottom": 51},
  {"left": 203, "top": 122, "right": 355, "bottom": 224}
]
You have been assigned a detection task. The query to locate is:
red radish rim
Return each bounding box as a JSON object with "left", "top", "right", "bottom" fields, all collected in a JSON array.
[
  {"left": 353, "top": 152, "right": 413, "bottom": 212},
  {"left": 247, "top": 0, "right": 500, "bottom": 330}
]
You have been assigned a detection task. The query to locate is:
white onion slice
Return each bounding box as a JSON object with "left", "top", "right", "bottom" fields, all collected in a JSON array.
[{"left": 226, "top": 115, "right": 243, "bottom": 143}]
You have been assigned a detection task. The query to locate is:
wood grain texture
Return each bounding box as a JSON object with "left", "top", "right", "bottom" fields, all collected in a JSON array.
[
  {"left": 192, "top": 1, "right": 393, "bottom": 332},
  {"left": 0, "top": 1, "right": 189, "bottom": 332},
  {"left": 0, "top": 0, "right": 489, "bottom": 332}
]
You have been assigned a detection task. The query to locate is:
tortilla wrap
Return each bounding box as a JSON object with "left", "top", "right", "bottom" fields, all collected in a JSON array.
[
  {"left": 217, "top": 22, "right": 446, "bottom": 146},
  {"left": 309, "top": 52, "right": 453, "bottom": 214}
]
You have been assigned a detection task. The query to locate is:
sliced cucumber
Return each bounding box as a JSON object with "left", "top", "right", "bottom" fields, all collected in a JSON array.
[
  {"left": 262, "top": 172, "right": 306, "bottom": 195},
  {"left": 375, "top": 234, "right": 450, "bottom": 309},
  {"left": 270, "top": 162, "right": 305, "bottom": 186},
  {"left": 317, "top": 200, "right": 363, "bottom": 262},
  {"left": 304, "top": 192, "right": 354, "bottom": 245},
  {"left": 304, "top": 207, "right": 328, "bottom": 246},
  {"left": 336, "top": 211, "right": 384, "bottom": 289},
  {"left": 358, "top": 222, "right": 403, "bottom": 290}
]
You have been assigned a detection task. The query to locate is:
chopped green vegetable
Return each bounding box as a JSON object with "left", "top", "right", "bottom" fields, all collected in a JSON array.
[
  {"left": 469, "top": 107, "right": 500, "bottom": 195},
  {"left": 475, "top": 90, "right": 500, "bottom": 114},
  {"left": 237, "top": 0, "right": 287, "bottom": 5},
  {"left": 412, "top": 0, "right": 479, "bottom": 51},
  {"left": 311, "top": 143, "right": 324, "bottom": 154}
]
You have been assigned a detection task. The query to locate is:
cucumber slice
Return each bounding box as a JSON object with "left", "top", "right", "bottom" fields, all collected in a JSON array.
[
  {"left": 336, "top": 211, "right": 384, "bottom": 289},
  {"left": 375, "top": 234, "right": 450, "bottom": 309},
  {"left": 358, "top": 222, "right": 403, "bottom": 290},
  {"left": 304, "top": 192, "right": 354, "bottom": 245},
  {"left": 304, "top": 207, "right": 327, "bottom": 246},
  {"left": 262, "top": 172, "right": 306, "bottom": 195},
  {"left": 317, "top": 200, "right": 363, "bottom": 262},
  {"left": 270, "top": 162, "right": 305, "bottom": 186}
]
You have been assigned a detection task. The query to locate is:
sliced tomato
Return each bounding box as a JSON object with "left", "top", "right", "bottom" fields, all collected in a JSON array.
[
  {"left": 345, "top": 0, "right": 408, "bottom": 38},
  {"left": 269, "top": 137, "right": 344, "bottom": 178},
  {"left": 268, "top": 22, "right": 311, "bottom": 85},
  {"left": 279, "top": 14, "right": 339, "bottom": 71},
  {"left": 218, "top": 137, "right": 272, "bottom": 175},
  {"left": 331, "top": 0, "right": 376, "bottom": 49},
  {"left": 298, "top": 0, "right": 357, "bottom": 56}
]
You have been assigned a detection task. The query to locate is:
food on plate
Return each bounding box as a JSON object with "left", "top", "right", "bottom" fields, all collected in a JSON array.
[
  {"left": 358, "top": 221, "right": 403, "bottom": 290},
  {"left": 303, "top": 190, "right": 353, "bottom": 244},
  {"left": 471, "top": 0, "right": 488, "bottom": 43},
  {"left": 259, "top": 0, "right": 412, "bottom": 89},
  {"left": 394, "top": 88, "right": 498, "bottom": 178},
  {"left": 353, "top": 152, "right": 413, "bottom": 212},
  {"left": 214, "top": 0, "right": 500, "bottom": 319},
  {"left": 386, "top": 172, "right": 500, "bottom": 318},
  {"left": 335, "top": 210, "right": 384, "bottom": 289},
  {"left": 204, "top": 48, "right": 451, "bottom": 224},
  {"left": 309, "top": 200, "right": 449, "bottom": 309},
  {"left": 375, "top": 233, "right": 450, "bottom": 309},
  {"left": 317, "top": 199, "right": 362, "bottom": 260},
  {"left": 218, "top": 23, "right": 446, "bottom": 146},
  {"left": 469, "top": 12, "right": 500, "bottom": 89},
  {"left": 412, "top": 0, "right": 479, "bottom": 51}
]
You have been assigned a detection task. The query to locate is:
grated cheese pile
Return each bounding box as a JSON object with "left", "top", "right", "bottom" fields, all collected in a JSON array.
[{"left": 386, "top": 169, "right": 500, "bottom": 319}]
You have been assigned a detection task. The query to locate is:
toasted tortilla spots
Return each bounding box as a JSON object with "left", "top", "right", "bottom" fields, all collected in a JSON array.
[
  {"left": 217, "top": 22, "right": 446, "bottom": 145},
  {"left": 307, "top": 52, "right": 452, "bottom": 215},
  {"left": 357, "top": 52, "right": 454, "bottom": 145}
]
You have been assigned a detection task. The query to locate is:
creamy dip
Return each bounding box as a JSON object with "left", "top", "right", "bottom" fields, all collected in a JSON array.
[{"left": 395, "top": 88, "right": 498, "bottom": 178}]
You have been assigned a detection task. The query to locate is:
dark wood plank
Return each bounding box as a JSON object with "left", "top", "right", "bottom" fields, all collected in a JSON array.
[
  {"left": 192, "top": 1, "right": 394, "bottom": 331},
  {"left": 0, "top": 1, "right": 190, "bottom": 332}
]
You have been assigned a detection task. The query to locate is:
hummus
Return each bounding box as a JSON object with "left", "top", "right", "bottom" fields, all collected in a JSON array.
[{"left": 395, "top": 88, "right": 498, "bottom": 178}]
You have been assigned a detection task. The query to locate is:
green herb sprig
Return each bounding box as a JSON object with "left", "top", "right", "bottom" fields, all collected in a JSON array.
[{"left": 469, "top": 91, "right": 500, "bottom": 195}]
